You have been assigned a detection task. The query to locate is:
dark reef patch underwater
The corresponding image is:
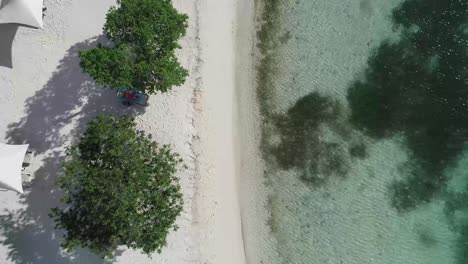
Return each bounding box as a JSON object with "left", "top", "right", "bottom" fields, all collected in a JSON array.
[
  {"left": 268, "top": 0, "right": 468, "bottom": 212},
  {"left": 348, "top": 0, "right": 468, "bottom": 212},
  {"left": 251, "top": 0, "right": 468, "bottom": 263},
  {"left": 271, "top": 92, "right": 367, "bottom": 187}
]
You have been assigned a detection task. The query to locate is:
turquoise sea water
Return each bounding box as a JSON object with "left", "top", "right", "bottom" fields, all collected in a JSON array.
[{"left": 246, "top": 0, "right": 468, "bottom": 263}]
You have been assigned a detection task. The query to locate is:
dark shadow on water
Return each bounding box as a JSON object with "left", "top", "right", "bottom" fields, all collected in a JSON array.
[
  {"left": 347, "top": 0, "right": 468, "bottom": 212},
  {"left": 444, "top": 187, "right": 468, "bottom": 264},
  {"left": 455, "top": 225, "right": 468, "bottom": 264},
  {"left": 415, "top": 225, "right": 437, "bottom": 248},
  {"left": 1, "top": 36, "right": 143, "bottom": 263},
  {"left": 0, "top": 24, "right": 19, "bottom": 68},
  {"left": 269, "top": 92, "right": 366, "bottom": 187}
]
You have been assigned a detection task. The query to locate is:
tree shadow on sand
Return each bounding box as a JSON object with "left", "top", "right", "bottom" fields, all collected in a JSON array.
[
  {"left": 347, "top": 0, "right": 468, "bottom": 212},
  {"left": 0, "top": 24, "right": 19, "bottom": 68},
  {"left": 0, "top": 37, "right": 144, "bottom": 263}
]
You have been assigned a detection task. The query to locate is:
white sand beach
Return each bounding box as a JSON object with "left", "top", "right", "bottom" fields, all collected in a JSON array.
[{"left": 0, "top": 0, "right": 249, "bottom": 263}]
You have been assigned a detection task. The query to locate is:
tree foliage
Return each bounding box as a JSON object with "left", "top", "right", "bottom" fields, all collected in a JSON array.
[
  {"left": 80, "top": 0, "right": 189, "bottom": 94},
  {"left": 50, "top": 115, "right": 183, "bottom": 257}
]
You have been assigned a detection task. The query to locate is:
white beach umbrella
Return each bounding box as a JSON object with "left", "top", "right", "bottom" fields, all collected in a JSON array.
[
  {"left": 0, "top": 143, "right": 29, "bottom": 193},
  {"left": 0, "top": 0, "right": 44, "bottom": 29}
]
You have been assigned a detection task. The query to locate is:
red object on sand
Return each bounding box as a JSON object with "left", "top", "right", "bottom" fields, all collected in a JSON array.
[
  {"left": 123, "top": 91, "right": 137, "bottom": 100},
  {"left": 117, "top": 88, "right": 149, "bottom": 106}
]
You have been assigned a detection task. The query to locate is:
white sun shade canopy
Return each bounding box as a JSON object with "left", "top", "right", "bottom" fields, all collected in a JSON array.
[
  {"left": 0, "top": 0, "right": 44, "bottom": 28},
  {"left": 0, "top": 143, "right": 28, "bottom": 193}
]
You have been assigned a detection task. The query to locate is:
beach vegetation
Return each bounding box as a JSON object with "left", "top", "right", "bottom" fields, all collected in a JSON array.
[
  {"left": 347, "top": 0, "right": 468, "bottom": 212},
  {"left": 256, "top": 0, "right": 284, "bottom": 118},
  {"left": 79, "top": 0, "right": 188, "bottom": 94},
  {"left": 50, "top": 115, "right": 183, "bottom": 258}
]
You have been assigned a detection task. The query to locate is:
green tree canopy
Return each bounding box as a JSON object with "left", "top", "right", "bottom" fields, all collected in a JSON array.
[
  {"left": 50, "top": 115, "right": 183, "bottom": 257},
  {"left": 80, "top": 0, "right": 189, "bottom": 94}
]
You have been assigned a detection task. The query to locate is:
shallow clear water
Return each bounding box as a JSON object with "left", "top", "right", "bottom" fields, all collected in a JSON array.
[{"left": 246, "top": 0, "right": 468, "bottom": 263}]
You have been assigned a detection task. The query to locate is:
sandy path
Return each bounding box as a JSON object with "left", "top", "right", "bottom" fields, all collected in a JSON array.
[{"left": 193, "top": 0, "right": 248, "bottom": 263}]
